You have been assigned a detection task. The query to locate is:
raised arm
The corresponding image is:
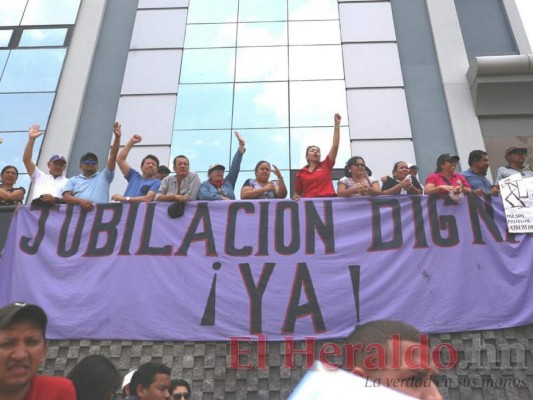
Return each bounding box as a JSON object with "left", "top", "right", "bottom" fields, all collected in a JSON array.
[
  {"left": 327, "top": 113, "right": 341, "bottom": 164},
  {"left": 117, "top": 134, "right": 142, "bottom": 177},
  {"left": 107, "top": 122, "right": 122, "bottom": 171},
  {"left": 23, "top": 125, "right": 42, "bottom": 177},
  {"left": 226, "top": 131, "right": 246, "bottom": 187},
  {"left": 272, "top": 164, "right": 287, "bottom": 198}
]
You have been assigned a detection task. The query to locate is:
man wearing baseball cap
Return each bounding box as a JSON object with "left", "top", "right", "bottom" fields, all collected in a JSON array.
[
  {"left": 0, "top": 302, "right": 76, "bottom": 399},
  {"left": 23, "top": 125, "right": 69, "bottom": 206},
  {"left": 493, "top": 147, "right": 533, "bottom": 194}
]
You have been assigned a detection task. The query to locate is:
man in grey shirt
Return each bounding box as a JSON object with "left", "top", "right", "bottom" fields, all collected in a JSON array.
[
  {"left": 156, "top": 155, "right": 200, "bottom": 203},
  {"left": 493, "top": 147, "right": 533, "bottom": 195}
]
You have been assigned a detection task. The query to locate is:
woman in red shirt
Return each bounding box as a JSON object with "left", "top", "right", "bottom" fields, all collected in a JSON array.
[
  {"left": 293, "top": 113, "right": 341, "bottom": 199},
  {"left": 424, "top": 153, "right": 472, "bottom": 198}
]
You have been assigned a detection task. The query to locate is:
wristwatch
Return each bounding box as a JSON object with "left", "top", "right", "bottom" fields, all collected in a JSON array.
[{"left": 126, "top": 197, "right": 131, "bottom": 202}]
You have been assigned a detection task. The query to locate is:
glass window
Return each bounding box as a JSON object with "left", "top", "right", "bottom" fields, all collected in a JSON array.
[
  {"left": 231, "top": 128, "right": 290, "bottom": 171},
  {"left": 288, "top": 0, "right": 339, "bottom": 21},
  {"left": 236, "top": 47, "right": 288, "bottom": 82},
  {"left": 289, "top": 45, "right": 344, "bottom": 80},
  {"left": 233, "top": 82, "right": 289, "bottom": 129},
  {"left": 290, "top": 127, "right": 351, "bottom": 169},
  {"left": 0, "top": 49, "right": 66, "bottom": 92},
  {"left": 289, "top": 80, "right": 348, "bottom": 127},
  {"left": 0, "top": 50, "right": 8, "bottom": 74},
  {"left": 21, "top": 0, "right": 81, "bottom": 25},
  {"left": 171, "top": 129, "right": 232, "bottom": 173},
  {"left": 0, "top": 30, "right": 12, "bottom": 47},
  {"left": 174, "top": 83, "right": 233, "bottom": 130},
  {"left": 180, "top": 48, "right": 235, "bottom": 83},
  {"left": 187, "top": 0, "right": 237, "bottom": 23},
  {"left": 289, "top": 21, "right": 340, "bottom": 45},
  {"left": 238, "top": 0, "right": 287, "bottom": 22},
  {"left": 0, "top": 131, "right": 39, "bottom": 172},
  {"left": 0, "top": 0, "right": 26, "bottom": 26},
  {"left": 0, "top": 93, "right": 55, "bottom": 131},
  {"left": 19, "top": 28, "right": 67, "bottom": 47},
  {"left": 184, "top": 23, "right": 237, "bottom": 48},
  {"left": 237, "top": 22, "right": 287, "bottom": 47}
]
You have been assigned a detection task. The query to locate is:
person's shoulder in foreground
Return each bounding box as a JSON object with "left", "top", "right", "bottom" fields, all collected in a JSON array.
[
  {"left": 344, "top": 319, "right": 443, "bottom": 400},
  {"left": 0, "top": 301, "right": 76, "bottom": 400}
]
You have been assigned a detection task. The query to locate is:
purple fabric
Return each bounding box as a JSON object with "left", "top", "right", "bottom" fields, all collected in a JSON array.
[{"left": 0, "top": 196, "right": 531, "bottom": 341}]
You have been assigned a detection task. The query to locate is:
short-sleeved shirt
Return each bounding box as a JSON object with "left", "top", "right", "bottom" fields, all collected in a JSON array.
[
  {"left": 242, "top": 179, "right": 280, "bottom": 199},
  {"left": 30, "top": 167, "right": 69, "bottom": 200},
  {"left": 62, "top": 167, "right": 114, "bottom": 203},
  {"left": 24, "top": 375, "right": 76, "bottom": 400},
  {"left": 295, "top": 155, "right": 335, "bottom": 198},
  {"left": 424, "top": 172, "right": 471, "bottom": 194},
  {"left": 0, "top": 185, "right": 26, "bottom": 205},
  {"left": 338, "top": 176, "right": 379, "bottom": 197},
  {"left": 461, "top": 169, "right": 493, "bottom": 194},
  {"left": 123, "top": 168, "right": 160, "bottom": 197},
  {"left": 494, "top": 166, "right": 533, "bottom": 185},
  {"left": 156, "top": 172, "right": 201, "bottom": 201}
]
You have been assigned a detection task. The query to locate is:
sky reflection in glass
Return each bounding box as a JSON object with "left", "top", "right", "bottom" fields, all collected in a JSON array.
[
  {"left": 174, "top": 83, "right": 233, "bottom": 129},
  {"left": 187, "top": 0, "right": 237, "bottom": 23},
  {"left": 0, "top": 93, "right": 54, "bottom": 131},
  {"left": 0, "top": 0, "right": 26, "bottom": 26},
  {"left": 184, "top": 24, "right": 236, "bottom": 48},
  {"left": 19, "top": 28, "right": 67, "bottom": 47},
  {"left": 0, "top": 49, "right": 65, "bottom": 92},
  {"left": 180, "top": 48, "right": 235, "bottom": 83},
  {"left": 238, "top": 0, "right": 287, "bottom": 22},
  {"left": 21, "top": 0, "right": 80, "bottom": 25},
  {"left": 173, "top": 0, "right": 348, "bottom": 188},
  {"left": 233, "top": 82, "right": 289, "bottom": 129},
  {"left": 0, "top": 30, "right": 12, "bottom": 47}
]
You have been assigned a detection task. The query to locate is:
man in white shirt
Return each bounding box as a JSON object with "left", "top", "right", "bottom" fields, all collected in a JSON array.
[{"left": 23, "top": 124, "right": 69, "bottom": 205}]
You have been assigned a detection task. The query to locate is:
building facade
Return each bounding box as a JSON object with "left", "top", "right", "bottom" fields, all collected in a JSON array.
[{"left": 0, "top": 0, "right": 531, "bottom": 198}]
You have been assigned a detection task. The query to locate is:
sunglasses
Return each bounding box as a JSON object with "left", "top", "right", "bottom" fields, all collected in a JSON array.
[
  {"left": 173, "top": 393, "right": 190, "bottom": 400},
  {"left": 81, "top": 160, "right": 97, "bottom": 165}
]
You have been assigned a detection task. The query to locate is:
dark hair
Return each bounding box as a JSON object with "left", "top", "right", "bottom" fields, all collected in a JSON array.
[
  {"left": 157, "top": 165, "right": 171, "bottom": 175},
  {"left": 344, "top": 156, "right": 365, "bottom": 178},
  {"left": 468, "top": 150, "right": 487, "bottom": 167},
  {"left": 173, "top": 155, "right": 190, "bottom": 167},
  {"left": 141, "top": 154, "right": 160, "bottom": 168},
  {"left": 1, "top": 165, "right": 19, "bottom": 177},
  {"left": 392, "top": 161, "right": 407, "bottom": 177},
  {"left": 254, "top": 160, "right": 270, "bottom": 173},
  {"left": 344, "top": 320, "right": 422, "bottom": 369},
  {"left": 80, "top": 152, "right": 98, "bottom": 163},
  {"left": 169, "top": 379, "right": 191, "bottom": 395},
  {"left": 130, "top": 362, "right": 171, "bottom": 396},
  {"left": 67, "top": 355, "right": 121, "bottom": 400}
]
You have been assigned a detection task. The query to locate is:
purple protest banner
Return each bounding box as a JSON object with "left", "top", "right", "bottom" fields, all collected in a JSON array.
[{"left": 0, "top": 196, "right": 532, "bottom": 340}]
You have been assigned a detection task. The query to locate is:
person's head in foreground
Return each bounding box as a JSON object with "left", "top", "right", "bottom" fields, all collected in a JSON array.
[
  {"left": 130, "top": 362, "right": 171, "bottom": 400},
  {"left": 169, "top": 379, "right": 191, "bottom": 400},
  {"left": 345, "top": 320, "right": 443, "bottom": 400},
  {"left": 0, "top": 302, "right": 48, "bottom": 396},
  {"left": 67, "top": 354, "right": 121, "bottom": 400}
]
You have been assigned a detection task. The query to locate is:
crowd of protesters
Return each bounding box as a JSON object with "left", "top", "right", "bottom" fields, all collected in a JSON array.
[{"left": 0, "top": 117, "right": 531, "bottom": 212}]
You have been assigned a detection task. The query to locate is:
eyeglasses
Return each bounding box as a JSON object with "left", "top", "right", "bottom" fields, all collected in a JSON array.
[
  {"left": 81, "top": 160, "right": 97, "bottom": 165},
  {"left": 173, "top": 393, "right": 190, "bottom": 400}
]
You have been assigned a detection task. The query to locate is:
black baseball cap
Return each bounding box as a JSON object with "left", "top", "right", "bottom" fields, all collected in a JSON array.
[
  {"left": 0, "top": 302, "right": 47, "bottom": 331},
  {"left": 436, "top": 153, "right": 460, "bottom": 166}
]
